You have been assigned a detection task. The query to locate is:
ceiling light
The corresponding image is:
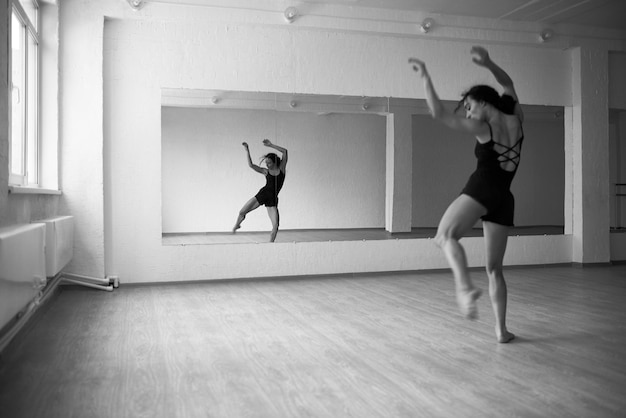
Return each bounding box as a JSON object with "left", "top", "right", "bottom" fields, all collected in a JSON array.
[
  {"left": 539, "top": 29, "right": 554, "bottom": 42},
  {"left": 127, "top": 0, "right": 144, "bottom": 11},
  {"left": 419, "top": 18, "right": 434, "bottom": 34},
  {"left": 284, "top": 7, "right": 298, "bottom": 23}
]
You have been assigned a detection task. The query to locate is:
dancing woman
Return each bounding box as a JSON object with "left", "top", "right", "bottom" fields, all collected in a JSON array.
[
  {"left": 233, "top": 139, "right": 288, "bottom": 242},
  {"left": 409, "top": 46, "right": 524, "bottom": 343}
]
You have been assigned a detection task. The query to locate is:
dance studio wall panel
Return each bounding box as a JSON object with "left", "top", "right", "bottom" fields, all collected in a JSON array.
[
  {"left": 100, "top": 18, "right": 574, "bottom": 281},
  {"left": 54, "top": 0, "right": 618, "bottom": 281}
]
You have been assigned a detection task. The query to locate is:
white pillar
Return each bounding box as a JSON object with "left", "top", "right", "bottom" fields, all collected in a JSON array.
[
  {"left": 570, "top": 46, "right": 611, "bottom": 263},
  {"left": 385, "top": 112, "right": 412, "bottom": 233}
]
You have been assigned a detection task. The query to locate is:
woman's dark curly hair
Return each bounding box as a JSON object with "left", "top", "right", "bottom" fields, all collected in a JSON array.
[
  {"left": 455, "top": 85, "right": 515, "bottom": 115},
  {"left": 262, "top": 152, "right": 281, "bottom": 166}
]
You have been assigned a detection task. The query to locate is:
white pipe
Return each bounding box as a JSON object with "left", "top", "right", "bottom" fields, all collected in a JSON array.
[
  {"left": 62, "top": 272, "right": 111, "bottom": 286},
  {"left": 62, "top": 277, "right": 113, "bottom": 292}
]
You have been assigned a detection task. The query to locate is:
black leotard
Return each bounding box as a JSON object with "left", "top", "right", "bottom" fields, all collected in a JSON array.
[
  {"left": 255, "top": 170, "right": 285, "bottom": 207},
  {"left": 461, "top": 123, "right": 523, "bottom": 226}
]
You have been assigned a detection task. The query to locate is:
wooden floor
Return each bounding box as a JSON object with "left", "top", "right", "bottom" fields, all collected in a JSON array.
[
  {"left": 1, "top": 264, "right": 625, "bottom": 417},
  {"left": 163, "top": 225, "right": 565, "bottom": 245}
]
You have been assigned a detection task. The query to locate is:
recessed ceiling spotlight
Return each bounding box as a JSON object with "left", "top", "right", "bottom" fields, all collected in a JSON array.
[
  {"left": 419, "top": 18, "right": 434, "bottom": 34},
  {"left": 127, "top": 0, "right": 144, "bottom": 11},
  {"left": 539, "top": 28, "right": 554, "bottom": 42},
  {"left": 284, "top": 7, "right": 298, "bottom": 23}
]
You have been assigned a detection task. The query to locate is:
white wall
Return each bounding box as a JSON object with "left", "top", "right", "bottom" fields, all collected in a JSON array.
[
  {"left": 56, "top": 0, "right": 625, "bottom": 282},
  {"left": 162, "top": 107, "right": 386, "bottom": 232},
  {"left": 59, "top": 2, "right": 106, "bottom": 277},
  {"left": 101, "top": 16, "right": 573, "bottom": 282}
]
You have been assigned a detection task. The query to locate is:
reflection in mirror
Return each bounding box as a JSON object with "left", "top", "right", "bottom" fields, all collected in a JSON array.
[
  {"left": 161, "top": 89, "right": 565, "bottom": 245},
  {"left": 411, "top": 104, "right": 566, "bottom": 236},
  {"left": 609, "top": 109, "right": 626, "bottom": 232}
]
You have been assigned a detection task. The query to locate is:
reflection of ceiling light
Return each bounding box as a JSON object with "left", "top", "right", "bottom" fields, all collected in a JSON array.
[
  {"left": 210, "top": 96, "right": 219, "bottom": 104},
  {"left": 127, "top": 0, "right": 144, "bottom": 11},
  {"left": 362, "top": 103, "right": 370, "bottom": 111},
  {"left": 539, "top": 28, "right": 554, "bottom": 42},
  {"left": 284, "top": 7, "right": 298, "bottom": 23},
  {"left": 290, "top": 100, "right": 297, "bottom": 108},
  {"left": 419, "top": 17, "right": 434, "bottom": 33}
]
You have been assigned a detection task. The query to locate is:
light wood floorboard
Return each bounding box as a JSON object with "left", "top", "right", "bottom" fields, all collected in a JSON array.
[{"left": 0, "top": 265, "right": 625, "bottom": 417}]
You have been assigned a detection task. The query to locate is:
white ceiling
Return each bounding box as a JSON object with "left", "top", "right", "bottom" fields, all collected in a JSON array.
[{"left": 303, "top": 0, "right": 626, "bottom": 31}]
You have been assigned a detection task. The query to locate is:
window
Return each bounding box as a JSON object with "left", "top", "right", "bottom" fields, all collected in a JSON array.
[{"left": 10, "top": 0, "right": 39, "bottom": 186}]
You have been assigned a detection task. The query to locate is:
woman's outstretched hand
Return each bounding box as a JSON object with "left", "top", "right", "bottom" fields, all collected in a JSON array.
[
  {"left": 242, "top": 142, "right": 249, "bottom": 149},
  {"left": 408, "top": 58, "right": 428, "bottom": 78},
  {"left": 262, "top": 139, "right": 272, "bottom": 146},
  {"left": 470, "top": 46, "right": 491, "bottom": 67}
]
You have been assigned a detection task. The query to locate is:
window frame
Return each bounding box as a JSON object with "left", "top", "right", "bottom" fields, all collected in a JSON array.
[{"left": 9, "top": 0, "right": 40, "bottom": 187}]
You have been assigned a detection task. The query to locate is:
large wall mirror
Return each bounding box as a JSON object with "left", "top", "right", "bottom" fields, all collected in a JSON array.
[{"left": 161, "top": 89, "right": 565, "bottom": 245}]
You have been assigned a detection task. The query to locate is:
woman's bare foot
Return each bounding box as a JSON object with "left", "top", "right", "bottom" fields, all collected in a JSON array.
[
  {"left": 232, "top": 225, "right": 240, "bottom": 234},
  {"left": 457, "top": 288, "right": 482, "bottom": 320},
  {"left": 497, "top": 328, "right": 515, "bottom": 343}
]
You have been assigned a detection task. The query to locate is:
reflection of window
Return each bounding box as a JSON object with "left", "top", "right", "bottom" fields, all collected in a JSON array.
[{"left": 10, "top": 0, "right": 39, "bottom": 186}]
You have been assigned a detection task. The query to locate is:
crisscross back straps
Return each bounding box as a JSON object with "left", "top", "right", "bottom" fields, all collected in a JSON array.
[{"left": 493, "top": 129, "right": 523, "bottom": 170}]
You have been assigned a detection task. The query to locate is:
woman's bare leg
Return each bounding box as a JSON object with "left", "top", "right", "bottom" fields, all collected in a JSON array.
[
  {"left": 483, "top": 221, "right": 515, "bottom": 343},
  {"left": 267, "top": 206, "right": 279, "bottom": 242},
  {"left": 233, "top": 197, "right": 260, "bottom": 233},
  {"left": 435, "top": 194, "right": 487, "bottom": 319}
]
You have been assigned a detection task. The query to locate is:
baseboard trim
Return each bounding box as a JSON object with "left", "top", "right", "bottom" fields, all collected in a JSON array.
[{"left": 571, "top": 262, "right": 614, "bottom": 268}]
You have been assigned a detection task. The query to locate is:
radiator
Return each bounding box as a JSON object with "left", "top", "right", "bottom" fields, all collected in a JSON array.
[
  {"left": 0, "top": 223, "right": 47, "bottom": 332},
  {"left": 34, "top": 216, "right": 74, "bottom": 278}
]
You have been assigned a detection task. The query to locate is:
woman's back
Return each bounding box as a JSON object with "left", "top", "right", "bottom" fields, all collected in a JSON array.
[{"left": 490, "top": 113, "right": 523, "bottom": 172}]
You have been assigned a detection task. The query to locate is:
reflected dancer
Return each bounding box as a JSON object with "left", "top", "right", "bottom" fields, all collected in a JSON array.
[{"left": 233, "top": 139, "right": 288, "bottom": 242}]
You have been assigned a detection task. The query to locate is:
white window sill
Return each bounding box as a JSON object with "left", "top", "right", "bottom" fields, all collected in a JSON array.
[{"left": 8, "top": 185, "right": 62, "bottom": 195}]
